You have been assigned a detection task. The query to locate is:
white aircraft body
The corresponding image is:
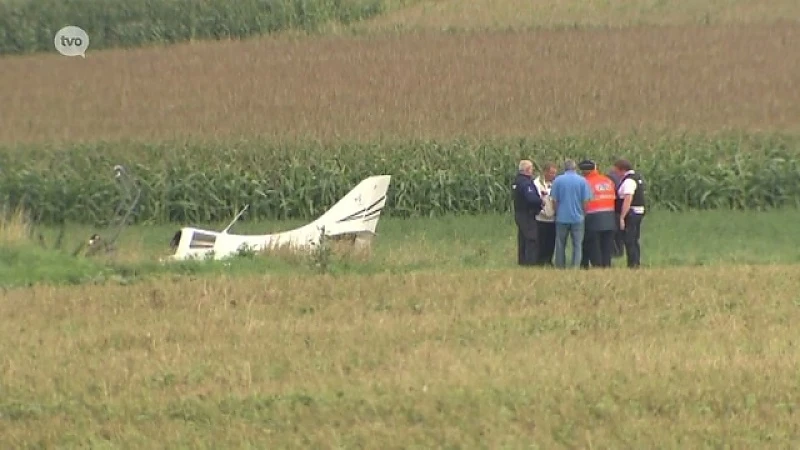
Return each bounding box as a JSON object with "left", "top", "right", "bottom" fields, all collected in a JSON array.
[{"left": 166, "top": 175, "right": 392, "bottom": 261}]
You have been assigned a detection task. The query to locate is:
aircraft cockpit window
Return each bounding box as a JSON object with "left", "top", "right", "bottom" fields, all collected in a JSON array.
[{"left": 189, "top": 232, "right": 216, "bottom": 249}]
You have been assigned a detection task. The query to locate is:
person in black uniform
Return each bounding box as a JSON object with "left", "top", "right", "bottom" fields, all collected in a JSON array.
[
  {"left": 612, "top": 159, "right": 646, "bottom": 268},
  {"left": 512, "top": 160, "right": 544, "bottom": 266}
]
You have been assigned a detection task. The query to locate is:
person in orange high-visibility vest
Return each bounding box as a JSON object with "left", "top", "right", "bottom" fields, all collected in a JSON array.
[{"left": 578, "top": 160, "right": 617, "bottom": 268}]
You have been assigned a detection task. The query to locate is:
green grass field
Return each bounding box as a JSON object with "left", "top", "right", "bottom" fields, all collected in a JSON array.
[{"left": 4, "top": 210, "right": 800, "bottom": 288}]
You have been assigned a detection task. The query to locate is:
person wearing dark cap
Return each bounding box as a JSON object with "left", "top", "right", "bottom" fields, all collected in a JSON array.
[
  {"left": 612, "top": 158, "right": 646, "bottom": 268},
  {"left": 578, "top": 159, "right": 617, "bottom": 268}
]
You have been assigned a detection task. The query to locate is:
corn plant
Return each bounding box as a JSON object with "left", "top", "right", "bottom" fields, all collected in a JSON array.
[{"left": 0, "top": 134, "right": 798, "bottom": 225}]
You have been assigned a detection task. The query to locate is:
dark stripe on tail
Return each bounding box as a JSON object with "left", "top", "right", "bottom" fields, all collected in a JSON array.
[{"left": 337, "top": 195, "right": 385, "bottom": 223}]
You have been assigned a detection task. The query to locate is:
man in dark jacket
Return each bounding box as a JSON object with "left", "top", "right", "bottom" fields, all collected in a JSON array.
[{"left": 512, "top": 160, "right": 544, "bottom": 266}]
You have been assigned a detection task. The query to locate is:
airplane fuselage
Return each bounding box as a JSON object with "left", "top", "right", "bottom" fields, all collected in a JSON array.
[{"left": 165, "top": 175, "right": 391, "bottom": 261}]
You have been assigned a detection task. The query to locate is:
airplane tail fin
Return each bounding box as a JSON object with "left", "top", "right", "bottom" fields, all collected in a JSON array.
[{"left": 311, "top": 175, "right": 391, "bottom": 236}]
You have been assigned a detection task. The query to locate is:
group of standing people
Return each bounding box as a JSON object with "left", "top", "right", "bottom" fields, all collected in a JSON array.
[{"left": 512, "top": 158, "right": 645, "bottom": 269}]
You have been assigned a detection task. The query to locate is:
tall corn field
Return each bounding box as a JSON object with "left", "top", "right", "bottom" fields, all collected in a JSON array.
[
  {"left": 0, "top": 0, "right": 393, "bottom": 55},
  {"left": 0, "top": 134, "right": 798, "bottom": 225}
]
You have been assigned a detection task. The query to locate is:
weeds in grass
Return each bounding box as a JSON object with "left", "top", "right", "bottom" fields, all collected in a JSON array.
[
  {"left": 309, "top": 227, "right": 333, "bottom": 274},
  {"left": 0, "top": 205, "right": 31, "bottom": 245}
]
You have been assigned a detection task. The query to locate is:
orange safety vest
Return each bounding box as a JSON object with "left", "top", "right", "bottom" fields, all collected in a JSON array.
[{"left": 585, "top": 171, "right": 616, "bottom": 214}]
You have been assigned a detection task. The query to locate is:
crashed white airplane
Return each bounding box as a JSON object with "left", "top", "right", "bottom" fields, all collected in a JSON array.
[{"left": 165, "top": 175, "right": 392, "bottom": 261}]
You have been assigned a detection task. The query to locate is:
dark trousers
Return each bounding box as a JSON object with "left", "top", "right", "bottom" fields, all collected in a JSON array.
[
  {"left": 536, "top": 220, "right": 556, "bottom": 266},
  {"left": 515, "top": 215, "right": 538, "bottom": 266},
  {"left": 622, "top": 213, "right": 643, "bottom": 267},
  {"left": 581, "top": 229, "right": 615, "bottom": 268},
  {"left": 612, "top": 213, "right": 625, "bottom": 258}
]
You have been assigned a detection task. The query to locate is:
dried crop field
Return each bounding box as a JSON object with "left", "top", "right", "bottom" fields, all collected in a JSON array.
[
  {"left": 1, "top": 23, "right": 799, "bottom": 145},
  {"left": 2, "top": 266, "right": 799, "bottom": 447}
]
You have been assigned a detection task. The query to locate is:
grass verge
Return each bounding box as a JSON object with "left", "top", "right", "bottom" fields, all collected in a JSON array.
[{"left": 2, "top": 209, "right": 799, "bottom": 288}]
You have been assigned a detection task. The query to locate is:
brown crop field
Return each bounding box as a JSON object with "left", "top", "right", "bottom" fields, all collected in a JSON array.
[
  {"left": 2, "top": 265, "right": 799, "bottom": 447},
  {"left": 1, "top": 23, "right": 799, "bottom": 145}
]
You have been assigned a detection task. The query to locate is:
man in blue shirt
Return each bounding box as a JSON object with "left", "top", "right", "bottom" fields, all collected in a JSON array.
[{"left": 550, "top": 159, "right": 593, "bottom": 268}]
